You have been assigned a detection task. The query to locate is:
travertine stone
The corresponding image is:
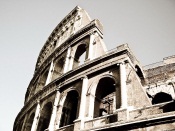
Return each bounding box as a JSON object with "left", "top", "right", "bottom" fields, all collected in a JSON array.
[{"left": 14, "top": 6, "right": 175, "bottom": 131}]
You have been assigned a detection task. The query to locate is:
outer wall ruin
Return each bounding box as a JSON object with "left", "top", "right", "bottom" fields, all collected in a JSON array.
[{"left": 14, "top": 6, "right": 175, "bottom": 131}]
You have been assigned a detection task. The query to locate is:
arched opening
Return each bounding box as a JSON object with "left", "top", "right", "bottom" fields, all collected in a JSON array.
[
  {"left": 135, "top": 65, "right": 144, "bottom": 84},
  {"left": 60, "top": 90, "right": 79, "bottom": 127},
  {"left": 30, "top": 78, "right": 39, "bottom": 97},
  {"left": 94, "top": 77, "right": 116, "bottom": 118},
  {"left": 39, "top": 67, "right": 50, "bottom": 87},
  {"left": 37, "top": 102, "right": 53, "bottom": 131},
  {"left": 25, "top": 113, "right": 35, "bottom": 131},
  {"left": 52, "top": 57, "right": 64, "bottom": 80},
  {"left": 152, "top": 92, "right": 173, "bottom": 104},
  {"left": 73, "top": 44, "right": 87, "bottom": 69}
]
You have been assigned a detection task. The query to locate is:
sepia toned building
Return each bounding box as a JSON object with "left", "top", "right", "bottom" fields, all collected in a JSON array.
[{"left": 13, "top": 6, "right": 175, "bottom": 131}]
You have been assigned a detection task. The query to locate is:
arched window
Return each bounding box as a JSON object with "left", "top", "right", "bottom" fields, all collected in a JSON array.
[
  {"left": 135, "top": 65, "right": 144, "bottom": 80},
  {"left": 73, "top": 44, "right": 87, "bottom": 69},
  {"left": 152, "top": 92, "right": 172, "bottom": 104},
  {"left": 135, "top": 65, "right": 145, "bottom": 85},
  {"left": 37, "top": 102, "right": 53, "bottom": 131},
  {"left": 30, "top": 78, "right": 39, "bottom": 97},
  {"left": 60, "top": 90, "right": 79, "bottom": 127},
  {"left": 94, "top": 77, "right": 116, "bottom": 118},
  {"left": 52, "top": 57, "right": 64, "bottom": 80},
  {"left": 25, "top": 113, "right": 35, "bottom": 131},
  {"left": 39, "top": 67, "right": 50, "bottom": 87}
]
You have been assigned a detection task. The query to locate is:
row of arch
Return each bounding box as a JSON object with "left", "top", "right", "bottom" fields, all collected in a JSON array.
[
  {"left": 28, "top": 39, "right": 93, "bottom": 100},
  {"left": 35, "top": 6, "right": 83, "bottom": 69},
  {"left": 18, "top": 75, "right": 174, "bottom": 131},
  {"left": 147, "top": 82, "right": 175, "bottom": 104},
  {"left": 18, "top": 76, "right": 119, "bottom": 131}
]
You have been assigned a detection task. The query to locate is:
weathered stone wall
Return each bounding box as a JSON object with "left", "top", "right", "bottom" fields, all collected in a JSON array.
[
  {"left": 14, "top": 6, "right": 175, "bottom": 131},
  {"left": 126, "top": 63, "right": 151, "bottom": 108}
]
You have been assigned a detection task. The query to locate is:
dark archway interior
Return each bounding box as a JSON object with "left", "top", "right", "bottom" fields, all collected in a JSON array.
[
  {"left": 135, "top": 65, "right": 144, "bottom": 79},
  {"left": 60, "top": 90, "right": 79, "bottom": 127},
  {"left": 25, "top": 113, "right": 35, "bottom": 131},
  {"left": 75, "top": 44, "right": 86, "bottom": 60},
  {"left": 73, "top": 44, "right": 87, "bottom": 68},
  {"left": 37, "top": 102, "right": 52, "bottom": 131},
  {"left": 52, "top": 57, "right": 64, "bottom": 80},
  {"left": 152, "top": 92, "right": 172, "bottom": 104},
  {"left": 40, "top": 68, "right": 50, "bottom": 87},
  {"left": 16, "top": 118, "right": 24, "bottom": 131},
  {"left": 94, "top": 77, "right": 116, "bottom": 118}
]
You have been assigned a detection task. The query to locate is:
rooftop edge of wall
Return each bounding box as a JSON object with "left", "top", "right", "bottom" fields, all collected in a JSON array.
[{"left": 143, "top": 55, "right": 175, "bottom": 70}]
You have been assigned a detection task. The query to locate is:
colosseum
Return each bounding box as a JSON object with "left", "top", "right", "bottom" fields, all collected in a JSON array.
[{"left": 13, "top": 6, "right": 175, "bottom": 131}]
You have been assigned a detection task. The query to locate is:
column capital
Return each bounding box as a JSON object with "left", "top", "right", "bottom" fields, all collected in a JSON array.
[
  {"left": 120, "top": 61, "right": 125, "bottom": 65},
  {"left": 81, "top": 75, "right": 88, "bottom": 80},
  {"left": 124, "top": 60, "right": 129, "bottom": 63},
  {"left": 89, "top": 32, "right": 95, "bottom": 36},
  {"left": 117, "top": 62, "right": 123, "bottom": 66},
  {"left": 36, "top": 100, "right": 40, "bottom": 104},
  {"left": 56, "top": 88, "right": 60, "bottom": 92},
  {"left": 117, "top": 61, "right": 128, "bottom": 66},
  {"left": 67, "top": 45, "right": 71, "bottom": 49}
]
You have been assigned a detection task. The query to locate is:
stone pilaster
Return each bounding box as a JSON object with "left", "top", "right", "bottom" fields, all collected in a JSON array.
[
  {"left": 78, "top": 76, "right": 88, "bottom": 129},
  {"left": 48, "top": 89, "right": 61, "bottom": 131},
  {"left": 119, "top": 62, "right": 127, "bottom": 109},
  {"left": 31, "top": 101, "right": 40, "bottom": 131},
  {"left": 87, "top": 33, "right": 95, "bottom": 60},
  {"left": 68, "top": 55, "right": 74, "bottom": 71},
  {"left": 45, "top": 61, "right": 54, "bottom": 85},
  {"left": 63, "top": 47, "right": 71, "bottom": 73}
]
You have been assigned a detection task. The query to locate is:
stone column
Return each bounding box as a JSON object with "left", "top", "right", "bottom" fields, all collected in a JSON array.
[
  {"left": 31, "top": 101, "right": 40, "bottom": 131},
  {"left": 49, "top": 89, "right": 61, "bottom": 131},
  {"left": 68, "top": 55, "right": 74, "bottom": 71},
  {"left": 87, "top": 33, "right": 95, "bottom": 60},
  {"left": 119, "top": 62, "right": 127, "bottom": 109},
  {"left": 78, "top": 76, "right": 88, "bottom": 129},
  {"left": 63, "top": 47, "right": 71, "bottom": 73},
  {"left": 45, "top": 61, "right": 54, "bottom": 85}
]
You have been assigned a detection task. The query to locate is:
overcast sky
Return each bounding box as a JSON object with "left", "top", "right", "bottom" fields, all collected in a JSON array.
[{"left": 0, "top": 1, "right": 175, "bottom": 130}]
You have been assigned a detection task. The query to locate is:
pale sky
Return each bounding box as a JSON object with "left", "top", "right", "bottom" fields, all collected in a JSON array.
[{"left": 0, "top": 1, "right": 175, "bottom": 130}]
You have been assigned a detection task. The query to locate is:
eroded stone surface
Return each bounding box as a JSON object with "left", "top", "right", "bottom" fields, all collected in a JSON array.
[{"left": 13, "top": 6, "right": 175, "bottom": 131}]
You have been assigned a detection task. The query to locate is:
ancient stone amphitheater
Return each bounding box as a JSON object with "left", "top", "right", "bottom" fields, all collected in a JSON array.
[{"left": 13, "top": 6, "right": 175, "bottom": 131}]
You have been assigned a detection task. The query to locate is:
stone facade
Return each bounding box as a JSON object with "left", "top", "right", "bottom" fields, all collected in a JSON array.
[{"left": 13, "top": 6, "right": 175, "bottom": 131}]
